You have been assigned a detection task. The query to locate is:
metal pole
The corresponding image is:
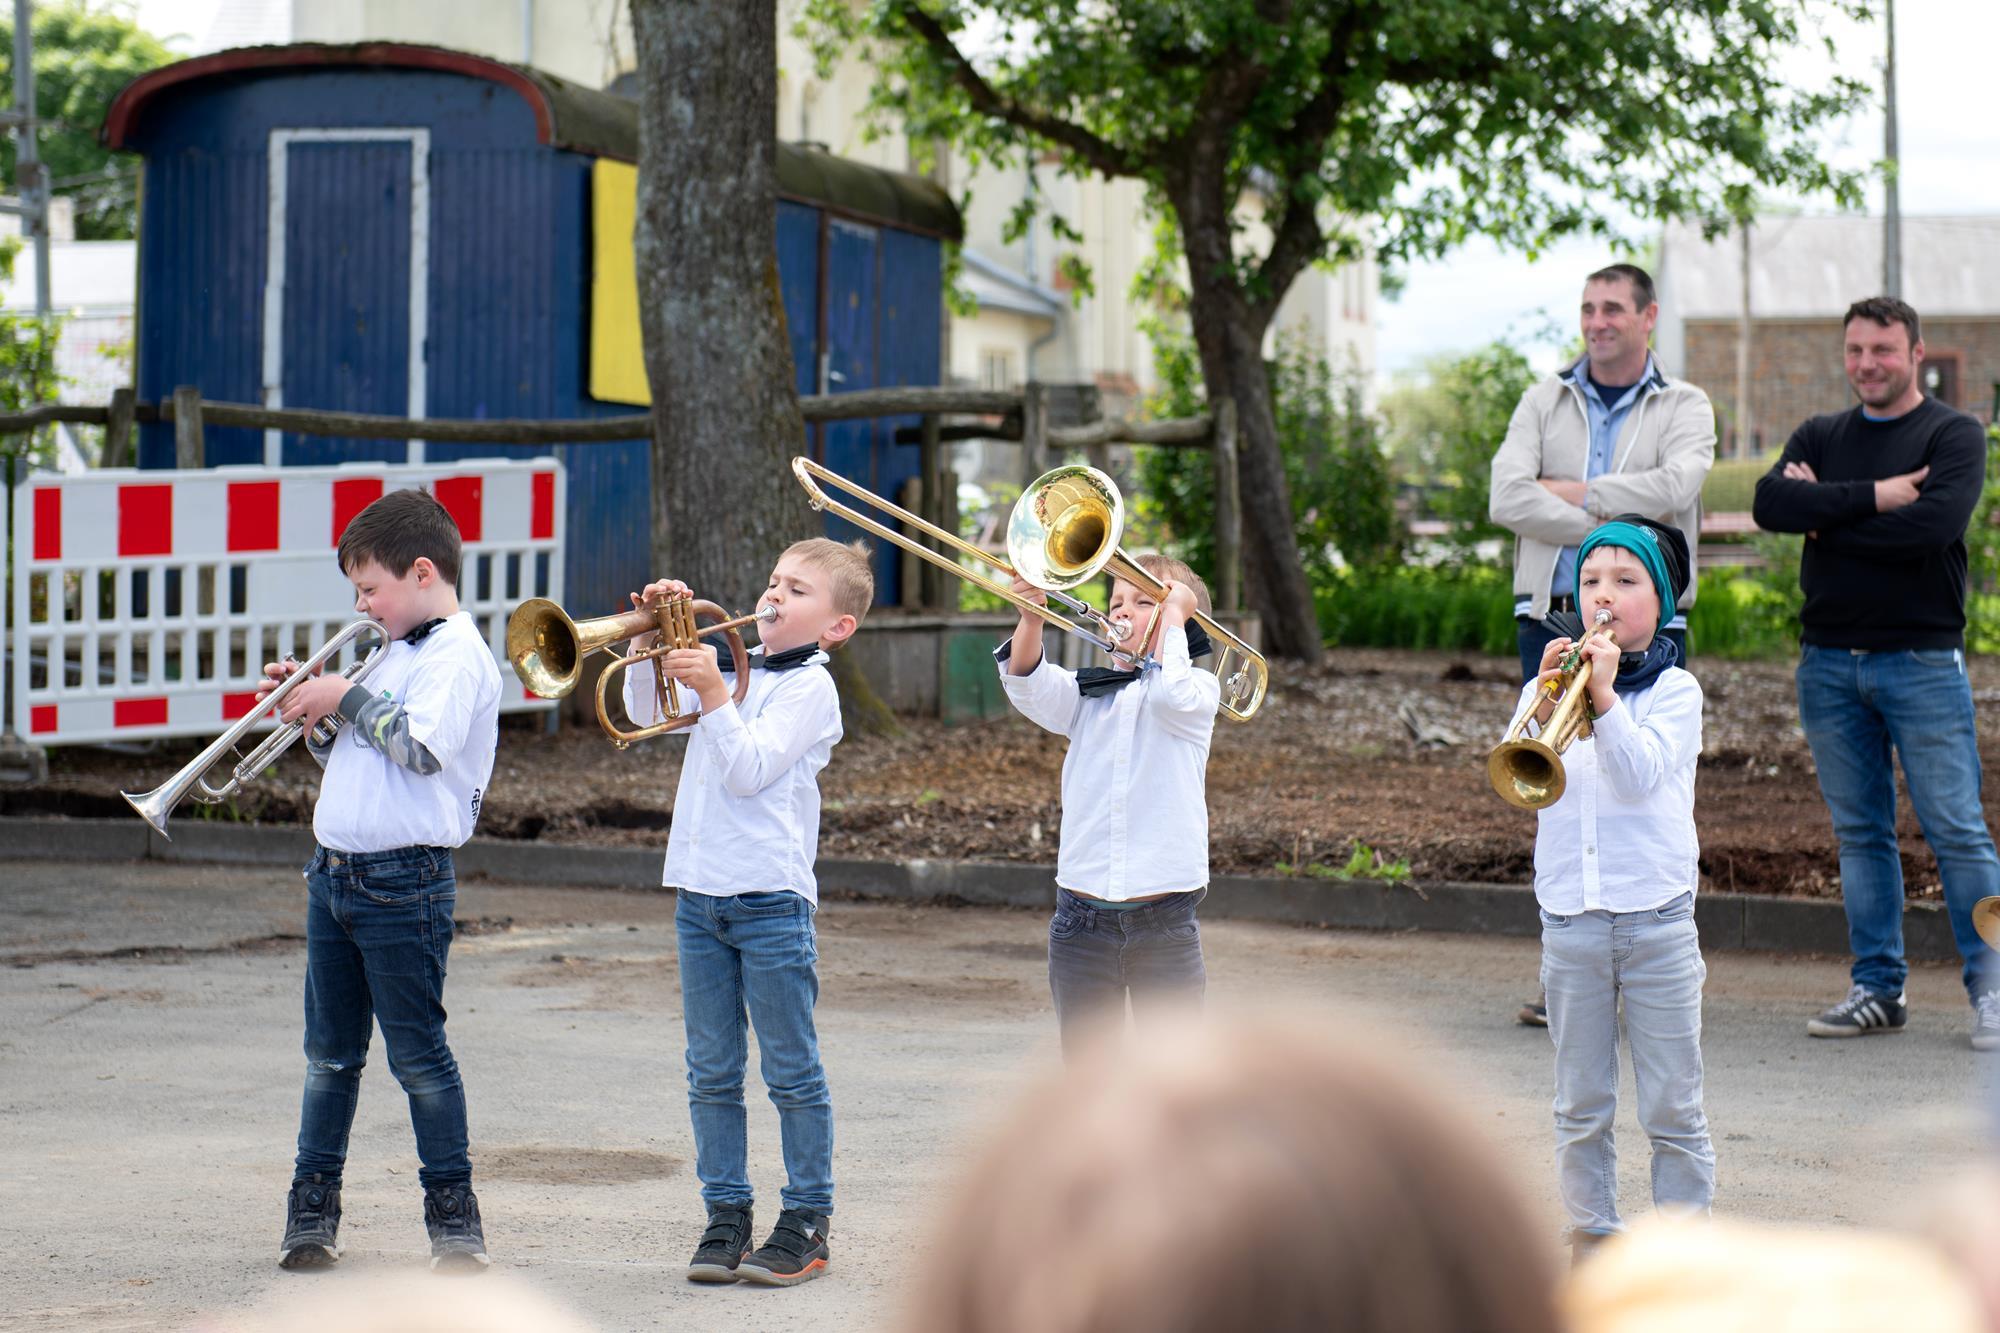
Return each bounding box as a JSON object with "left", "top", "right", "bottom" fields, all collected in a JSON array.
[
  {"left": 1736, "top": 221, "right": 1753, "bottom": 457},
  {"left": 1883, "top": 0, "right": 1901, "bottom": 298},
  {"left": 12, "top": 0, "right": 49, "bottom": 318}
]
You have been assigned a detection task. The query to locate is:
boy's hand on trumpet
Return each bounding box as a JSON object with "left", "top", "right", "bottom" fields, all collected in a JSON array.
[
  {"left": 660, "top": 645, "right": 727, "bottom": 713},
  {"left": 254, "top": 655, "right": 325, "bottom": 700},
  {"left": 275, "top": 672, "right": 350, "bottom": 730},
  {"left": 628, "top": 578, "right": 691, "bottom": 653}
]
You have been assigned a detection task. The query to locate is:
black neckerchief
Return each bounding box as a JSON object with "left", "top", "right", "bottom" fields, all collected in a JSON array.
[
  {"left": 1072, "top": 621, "right": 1214, "bottom": 698},
  {"left": 754, "top": 643, "right": 821, "bottom": 671},
  {"left": 401, "top": 617, "right": 449, "bottom": 645},
  {"left": 1539, "top": 611, "right": 1676, "bottom": 697}
]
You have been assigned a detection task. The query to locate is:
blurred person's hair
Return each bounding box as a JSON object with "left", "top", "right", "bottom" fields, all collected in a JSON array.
[
  {"left": 900, "top": 1017, "right": 1562, "bottom": 1333},
  {"left": 205, "top": 1270, "right": 599, "bottom": 1333}
]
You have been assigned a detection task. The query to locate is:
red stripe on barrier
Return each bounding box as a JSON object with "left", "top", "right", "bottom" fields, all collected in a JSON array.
[
  {"left": 531, "top": 471, "right": 555, "bottom": 539},
  {"left": 222, "top": 691, "right": 263, "bottom": 720},
  {"left": 115, "top": 697, "right": 170, "bottom": 728},
  {"left": 227, "top": 481, "right": 281, "bottom": 551},
  {"left": 118, "top": 484, "right": 174, "bottom": 557},
  {"left": 433, "top": 476, "right": 482, "bottom": 542},
  {"left": 29, "top": 704, "right": 57, "bottom": 734},
  {"left": 32, "top": 488, "right": 60, "bottom": 561},
  {"left": 332, "top": 478, "right": 385, "bottom": 544}
]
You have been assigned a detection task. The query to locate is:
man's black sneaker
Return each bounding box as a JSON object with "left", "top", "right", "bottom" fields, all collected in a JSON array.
[
  {"left": 686, "top": 1204, "right": 755, "bottom": 1283},
  {"left": 423, "top": 1183, "right": 490, "bottom": 1273},
  {"left": 1806, "top": 984, "right": 1908, "bottom": 1038},
  {"left": 736, "top": 1207, "right": 830, "bottom": 1287},
  {"left": 279, "top": 1175, "right": 342, "bottom": 1270}
]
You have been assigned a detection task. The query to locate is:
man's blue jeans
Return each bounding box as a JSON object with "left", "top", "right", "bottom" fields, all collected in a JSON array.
[
  {"left": 676, "top": 889, "right": 834, "bottom": 1216},
  {"left": 296, "top": 844, "right": 469, "bottom": 1189},
  {"left": 1047, "top": 886, "right": 1207, "bottom": 1057},
  {"left": 1797, "top": 644, "right": 2000, "bottom": 1000}
]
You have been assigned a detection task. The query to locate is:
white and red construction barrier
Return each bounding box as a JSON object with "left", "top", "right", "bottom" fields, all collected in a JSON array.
[{"left": 8, "top": 459, "right": 563, "bottom": 746}]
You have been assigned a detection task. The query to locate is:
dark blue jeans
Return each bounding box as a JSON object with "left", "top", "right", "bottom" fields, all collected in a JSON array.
[
  {"left": 295, "top": 844, "right": 469, "bottom": 1189},
  {"left": 1048, "top": 886, "right": 1207, "bottom": 1057},
  {"left": 676, "top": 889, "right": 834, "bottom": 1216},
  {"left": 1797, "top": 644, "right": 2000, "bottom": 1000},
  {"left": 1517, "top": 618, "right": 1687, "bottom": 685}
]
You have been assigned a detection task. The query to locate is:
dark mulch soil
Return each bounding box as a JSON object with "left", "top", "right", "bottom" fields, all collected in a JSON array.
[{"left": 20, "top": 648, "right": 2000, "bottom": 900}]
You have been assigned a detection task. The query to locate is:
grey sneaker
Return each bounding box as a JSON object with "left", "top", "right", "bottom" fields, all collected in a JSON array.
[
  {"left": 1974, "top": 991, "right": 2000, "bottom": 1052},
  {"left": 736, "top": 1207, "right": 830, "bottom": 1286},
  {"left": 279, "top": 1175, "right": 342, "bottom": 1270},
  {"left": 1807, "top": 984, "right": 1907, "bottom": 1038},
  {"left": 687, "top": 1204, "right": 755, "bottom": 1283},
  {"left": 423, "top": 1183, "right": 490, "bottom": 1273}
]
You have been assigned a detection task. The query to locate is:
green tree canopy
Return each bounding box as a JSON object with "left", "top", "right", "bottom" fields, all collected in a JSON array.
[
  {"left": 2, "top": 2, "right": 175, "bottom": 240},
  {"left": 807, "top": 0, "right": 1872, "bottom": 661}
]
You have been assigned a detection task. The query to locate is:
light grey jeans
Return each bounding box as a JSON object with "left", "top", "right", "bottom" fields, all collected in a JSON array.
[{"left": 1539, "top": 890, "right": 1715, "bottom": 1235}]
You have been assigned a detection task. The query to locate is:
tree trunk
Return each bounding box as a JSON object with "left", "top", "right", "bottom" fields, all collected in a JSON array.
[
  {"left": 1179, "top": 241, "right": 1324, "bottom": 663},
  {"left": 631, "top": 0, "right": 815, "bottom": 612}
]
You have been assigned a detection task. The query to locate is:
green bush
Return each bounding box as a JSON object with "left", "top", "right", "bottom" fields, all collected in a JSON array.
[{"left": 1314, "top": 564, "right": 1517, "bottom": 655}]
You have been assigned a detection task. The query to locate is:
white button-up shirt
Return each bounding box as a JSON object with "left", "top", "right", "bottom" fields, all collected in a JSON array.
[
  {"left": 996, "top": 625, "right": 1221, "bottom": 899},
  {"left": 1511, "top": 667, "right": 1703, "bottom": 914},
  {"left": 625, "top": 647, "right": 842, "bottom": 905}
]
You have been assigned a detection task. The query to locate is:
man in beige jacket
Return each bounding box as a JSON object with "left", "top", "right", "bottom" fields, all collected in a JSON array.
[
  {"left": 1489, "top": 263, "right": 1716, "bottom": 1027},
  {"left": 1490, "top": 264, "right": 1716, "bottom": 685}
]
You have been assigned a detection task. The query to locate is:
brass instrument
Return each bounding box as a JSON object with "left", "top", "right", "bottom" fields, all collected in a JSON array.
[
  {"left": 121, "top": 619, "right": 390, "bottom": 838},
  {"left": 1488, "top": 611, "right": 1616, "bottom": 810},
  {"left": 507, "top": 594, "right": 775, "bottom": 747},
  {"left": 1975, "top": 897, "right": 2000, "bottom": 949},
  {"left": 792, "top": 455, "right": 1268, "bottom": 722}
]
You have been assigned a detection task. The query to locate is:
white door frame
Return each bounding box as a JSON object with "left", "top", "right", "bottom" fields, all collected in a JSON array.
[{"left": 261, "top": 128, "right": 431, "bottom": 466}]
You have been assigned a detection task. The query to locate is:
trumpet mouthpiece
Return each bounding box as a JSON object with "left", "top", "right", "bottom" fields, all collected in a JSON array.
[
  {"left": 1592, "top": 609, "right": 1612, "bottom": 624},
  {"left": 755, "top": 606, "right": 777, "bottom": 622}
]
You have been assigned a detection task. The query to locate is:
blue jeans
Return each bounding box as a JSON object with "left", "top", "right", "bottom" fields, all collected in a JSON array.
[
  {"left": 1796, "top": 644, "right": 2000, "bottom": 1000},
  {"left": 1517, "top": 617, "right": 1686, "bottom": 685},
  {"left": 676, "top": 889, "right": 833, "bottom": 1215},
  {"left": 1047, "top": 886, "right": 1207, "bottom": 1057},
  {"left": 1540, "top": 892, "right": 1714, "bottom": 1235},
  {"left": 296, "top": 844, "right": 469, "bottom": 1189}
]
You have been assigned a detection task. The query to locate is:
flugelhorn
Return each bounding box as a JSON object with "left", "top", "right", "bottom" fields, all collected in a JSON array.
[
  {"left": 792, "top": 456, "right": 1268, "bottom": 721},
  {"left": 506, "top": 594, "right": 774, "bottom": 747},
  {"left": 1488, "top": 610, "right": 1615, "bottom": 810},
  {"left": 121, "top": 619, "right": 390, "bottom": 838}
]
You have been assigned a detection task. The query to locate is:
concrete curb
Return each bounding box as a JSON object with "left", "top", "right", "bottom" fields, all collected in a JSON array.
[{"left": 0, "top": 816, "right": 1961, "bottom": 962}]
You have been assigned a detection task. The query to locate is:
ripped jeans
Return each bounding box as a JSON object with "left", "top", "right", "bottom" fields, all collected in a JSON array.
[{"left": 294, "top": 844, "right": 469, "bottom": 1189}]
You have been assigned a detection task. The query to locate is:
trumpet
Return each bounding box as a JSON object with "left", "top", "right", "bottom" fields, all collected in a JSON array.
[
  {"left": 507, "top": 594, "right": 775, "bottom": 747},
  {"left": 121, "top": 619, "right": 390, "bottom": 838},
  {"left": 1487, "top": 611, "right": 1616, "bottom": 810},
  {"left": 792, "top": 456, "right": 1268, "bottom": 721}
]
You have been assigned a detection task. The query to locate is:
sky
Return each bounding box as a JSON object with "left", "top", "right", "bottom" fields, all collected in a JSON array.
[{"left": 129, "top": 0, "right": 1999, "bottom": 383}]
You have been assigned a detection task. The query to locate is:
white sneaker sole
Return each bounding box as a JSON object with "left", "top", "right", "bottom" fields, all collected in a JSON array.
[{"left": 1806, "top": 1019, "right": 1906, "bottom": 1038}]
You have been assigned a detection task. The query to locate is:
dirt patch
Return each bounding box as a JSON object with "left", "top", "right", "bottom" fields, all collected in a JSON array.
[
  {"left": 20, "top": 648, "right": 2000, "bottom": 900},
  {"left": 476, "top": 1145, "right": 681, "bottom": 1186}
]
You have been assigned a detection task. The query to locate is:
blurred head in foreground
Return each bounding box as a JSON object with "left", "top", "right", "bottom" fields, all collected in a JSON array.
[
  {"left": 901, "top": 1017, "right": 1562, "bottom": 1333},
  {"left": 1564, "top": 1216, "right": 1983, "bottom": 1333},
  {"left": 194, "top": 1269, "right": 598, "bottom": 1333}
]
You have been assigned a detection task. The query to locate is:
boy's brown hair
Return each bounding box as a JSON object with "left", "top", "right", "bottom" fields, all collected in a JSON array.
[
  {"left": 336, "top": 488, "right": 463, "bottom": 587},
  {"left": 1128, "top": 554, "right": 1212, "bottom": 614},
  {"left": 783, "top": 538, "right": 875, "bottom": 638}
]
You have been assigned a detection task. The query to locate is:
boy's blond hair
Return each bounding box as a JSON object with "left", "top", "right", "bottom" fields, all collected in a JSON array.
[
  {"left": 1128, "top": 554, "right": 1212, "bottom": 614},
  {"left": 783, "top": 538, "right": 875, "bottom": 634}
]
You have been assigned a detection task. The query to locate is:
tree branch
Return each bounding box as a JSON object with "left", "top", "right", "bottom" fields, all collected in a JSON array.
[{"left": 894, "top": 2, "right": 1139, "bottom": 179}]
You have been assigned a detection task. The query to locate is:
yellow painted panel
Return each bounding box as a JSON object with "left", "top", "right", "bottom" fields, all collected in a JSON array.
[{"left": 589, "top": 158, "right": 650, "bottom": 406}]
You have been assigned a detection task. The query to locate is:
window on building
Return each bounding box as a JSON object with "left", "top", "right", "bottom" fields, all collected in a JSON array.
[
  {"left": 1922, "top": 352, "right": 1962, "bottom": 409},
  {"left": 981, "top": 349, "right": 1017, "bottom": 390}
]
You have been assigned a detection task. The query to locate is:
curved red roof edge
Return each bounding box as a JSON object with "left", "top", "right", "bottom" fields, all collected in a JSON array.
[{"left": 101, "top": 43, "right": 553, "bottom": 149}]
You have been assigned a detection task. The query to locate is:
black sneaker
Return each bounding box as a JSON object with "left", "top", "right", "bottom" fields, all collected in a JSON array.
[
  {"left": 423, "top": 1183, "right": 490, "bottom": 1273},
  {"left": 1518, "top": 991, "right": 1549, "bottom": 1027},
  {"left": 687, "top": 1204, "right": 755, "bottom": 1283},
  {"left": 1807, "top": 984, "right": 1908, "bottom": 1038},
  {"left": 736, "top": 1207, "right": 830, "bottom": 1287},
  {"left": 279, "top": 1175, "right": 342, "bottom": 1270}
]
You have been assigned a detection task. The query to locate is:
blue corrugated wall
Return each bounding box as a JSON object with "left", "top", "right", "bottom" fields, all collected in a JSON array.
[{"left": 125, "top": 65, "right": 938, "bottom": 616}]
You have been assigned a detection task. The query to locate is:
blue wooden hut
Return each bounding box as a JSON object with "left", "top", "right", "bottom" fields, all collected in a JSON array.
[{"left": 100, "top": 42, "right": 959, "bottom": 614}]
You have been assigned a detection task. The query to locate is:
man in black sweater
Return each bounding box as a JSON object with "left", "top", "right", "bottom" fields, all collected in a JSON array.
[{"left": 1752, "top": 296, "right": 1999, "bottom": 1051}]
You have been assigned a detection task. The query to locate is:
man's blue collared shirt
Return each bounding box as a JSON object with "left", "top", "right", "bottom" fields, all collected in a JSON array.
[{"left": 1551, "top": 357, "right": 1651, "bottom": 600}]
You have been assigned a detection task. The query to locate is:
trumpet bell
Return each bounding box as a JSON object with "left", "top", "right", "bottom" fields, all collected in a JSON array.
[
  {"left": 1488, "top": 737, "right": 1567, "bottom": 811},
  {"left": 508, "top": 599, "right": 659, "bottom": 699},
  {"left": 1008, "top": 466, "right": 1124, "bottom": 592}
]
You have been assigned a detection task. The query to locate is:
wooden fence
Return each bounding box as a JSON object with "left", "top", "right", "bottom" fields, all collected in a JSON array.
[{"left": 0, "top": 383, "right": 1243, "bottom": 613}]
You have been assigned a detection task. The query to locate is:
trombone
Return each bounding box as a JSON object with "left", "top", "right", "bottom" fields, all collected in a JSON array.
[
  {"left": 507, "top": 594, "right": 775, "bottom": 747},
  {"left": 792, "top": 455, "right": 1268, "bottom": 721},
  {"left": 121, "top": 619, "right": 389, "bottom": 838},
  {"left": 1487, "top": 611, "right": 1615, "bottom": 810}
]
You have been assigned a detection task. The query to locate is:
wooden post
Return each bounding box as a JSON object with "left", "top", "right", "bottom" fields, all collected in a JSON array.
[
  {"left": 1212, "top": 396, "right": 1242, "bottom": 613},
  {"left": 172, "top": 386, "right": 204, "bottom": 469},
  {"left": 919, "top": 411, "right": 943, "bottom": 610},
  {"left": 1083, "top": 439, "right": 1111, "bottom": 476},
  {"left": 1021, "top": 382, "right": 1049, "bottom": 486},
  {"left": 103, "top": 388, "right": 136, "bottom": 468}
]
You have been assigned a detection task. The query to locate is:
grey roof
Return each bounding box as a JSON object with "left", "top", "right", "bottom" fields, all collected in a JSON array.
[
  {"left": 1660, "top": 214, "right": 2000, "bottom": 320},
  {"left": 958, "top": 249, "right": 1062, "bottom": 319}
]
